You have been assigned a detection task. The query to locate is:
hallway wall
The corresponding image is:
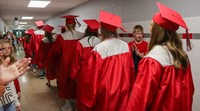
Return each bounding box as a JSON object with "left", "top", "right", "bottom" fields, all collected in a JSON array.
[{"left": 0, "top": 16, "right": 8, "bottom": 34}]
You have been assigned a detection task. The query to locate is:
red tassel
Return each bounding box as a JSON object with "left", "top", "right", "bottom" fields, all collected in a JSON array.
[{"left": 186, "top": 30, "right": 192, "bottom": 51}]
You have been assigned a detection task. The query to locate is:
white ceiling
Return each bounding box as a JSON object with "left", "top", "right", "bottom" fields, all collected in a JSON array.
[{"left": 0, "top": 0, "right": 89, "bottom": 29}]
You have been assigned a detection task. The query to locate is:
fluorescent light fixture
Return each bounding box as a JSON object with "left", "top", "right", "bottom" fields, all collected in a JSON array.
[
  {"left": 28, "top": 1, "right": 51, "bottom": 8},
  {"left": 22, "top": 16, "right": 33, "bottom": 19},
  {"left": 19, "top": 22, "right": 27, "bottom": 24}
]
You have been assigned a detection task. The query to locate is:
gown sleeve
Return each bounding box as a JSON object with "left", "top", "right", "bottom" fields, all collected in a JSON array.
[
  {"left": 126, "top": 57, "right": 163, "bottom": 111},
  {"left": 30, "top": 34, "right": 35, "bottom": 53},
  {"left": 46, "top": 35, "right": 63, "bottom": 73},
  {"left": 70, "top": 42, "right": 83, "bottom": 79},
  {"left": 14, "top": 79, "right": 20, "bottom": 94},
  {"left": 79, "top": 51, "right": 102, "bottom": 108},
  {"left": 36, "top": 41, "right": 45, "bottom": 69}
]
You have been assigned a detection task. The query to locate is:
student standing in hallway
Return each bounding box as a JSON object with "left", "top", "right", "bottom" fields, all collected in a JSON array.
[
  {"left": 30, "top": 20, "right": 45, "bottom": 74},
  {"left": 70, "top": 19, "right": 101, "bottom": 111},
  {"left": 78, "top": 11, "right": 134, "bottom": 111},
  {"left": 23, "top": 29, "right": 34, "bottom": 59},
  {"left": 0, "top": 40, "right": 21, "bottom": 111},
  {"left": 36, "top": 25, "right": 56, "bottom": 87},
  {"left": 128, "top": 25, "right": 148, "bottom": 74},
  {"left": 46, "top": 15, "right": 83, "bottom": 111},
  {"left": 126, "top": 2, "right": 194, "bottom": 111}
]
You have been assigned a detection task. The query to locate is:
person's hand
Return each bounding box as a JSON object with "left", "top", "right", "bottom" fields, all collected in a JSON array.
[
  {"left": 131, "top": 44, "right": 137, "bottom": 51},
  {"left": 0, "top": 57, "right": 31, "bottom": 85},
  {"left": 135, "top": 50, "right": 144, "bottom": 58}
]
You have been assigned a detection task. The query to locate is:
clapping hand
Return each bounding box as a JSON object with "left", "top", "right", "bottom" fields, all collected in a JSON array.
[{"left": 0, "top": 57, "right": 31, "bottom": 85}]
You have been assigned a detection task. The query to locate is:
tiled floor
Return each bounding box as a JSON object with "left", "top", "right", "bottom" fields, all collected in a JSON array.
[{"left": 16, "top": 49, "right": 64, "bottom": 111}]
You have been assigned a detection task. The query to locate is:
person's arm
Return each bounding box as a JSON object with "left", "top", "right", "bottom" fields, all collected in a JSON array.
[
  {"left": 70, "top": 42, "right": 82, "bottom": 80},
  {"left": 0, "top": 57, "right": 31, "bottom": 85},
  {"left": 14, "top": 79, "right": 21, "bottom": 99},
  {"left": 0, "top": 57, "right": 30, "bottom": 96},
  {"left": 79, "top": 51, "right": 102, "bottom": 108},
  {"left": 135, "top": 50, "right": 145, "bottom": 58}
]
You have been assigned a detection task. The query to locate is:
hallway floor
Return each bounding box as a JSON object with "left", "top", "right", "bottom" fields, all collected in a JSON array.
[{"left": 16, "top": 49, "right": 64, "bottom": 111}]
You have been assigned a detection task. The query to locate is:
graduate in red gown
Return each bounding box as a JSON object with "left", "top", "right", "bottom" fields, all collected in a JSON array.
[
  {"left": 36, "top": 24, "right": 56, "bottom": 86},
  {"left": 30, "top": 20, "right": 45, "bottom": 73},
  {"left": 69, "top": 19, "right": 101, "bottom": 111},
  {"left": 126, "top": 2, "right": 194, "bottom": 111},
  {"left": 23, "top": 29, "right": 34, "bottom": 59},
  {"left": 78, "top": 11, "right": 134, "bottom": 111},
  {"left": 46, "top": 15, "right": 83, "bottom": 111},
  {"left": 70, "top": 19, "right": 101, "bottom": 79}
]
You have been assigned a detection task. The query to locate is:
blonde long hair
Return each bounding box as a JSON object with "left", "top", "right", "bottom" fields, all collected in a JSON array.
[
  {"left": 66, "top": 23, "right": 76, "bottom": 35},
  {"left": 0, "top": 39, "right": 17, "bottom": 65},
  {"left": 149, "top": 22, "right": 189, "bottom": 69}
]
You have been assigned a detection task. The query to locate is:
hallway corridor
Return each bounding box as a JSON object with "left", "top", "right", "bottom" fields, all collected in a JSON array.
[{"left": 15, "top": 50, "right": 63, "bottom": 111}]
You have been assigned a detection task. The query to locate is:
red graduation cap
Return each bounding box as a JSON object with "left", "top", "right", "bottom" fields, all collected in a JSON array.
[
  {"left": 42, "top": 25, "right": 54, "bottom": 33},
  {"left": 83, "top": 19, "right": 100, "bottom": 32},
  {"left": 153, "top": 2, "right": 188, "bottom": 31},
  {"left": 99, "top": 10, "right": 126, "bottom": 32},
  {"left": 153, "top": 2, "right": 192, "bottom": 51},
  {"left": 61, "top": 15, "right": 79, "bottom": 24},
  {"left": 35, "top": 20, "right": 44, "bottom": 28}
]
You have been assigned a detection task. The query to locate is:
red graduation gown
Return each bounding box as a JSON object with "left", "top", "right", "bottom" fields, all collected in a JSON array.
[
  {"left": 46, "top": 30, "right": 83, "bottom": 99},
  {"left": 36, "top": 37, "right": 56, "bottom": 80},
  {"left": 126, "top": 45, "right": 194, "bottom": 111},
  {"left": 79, "top": 38, "right": 134, "bottom": 111},
  {"left": 70, "top": 36, "right": 101, "bottom": 79},
  {"left": 70, "top": 36, "right": 101, "bottom": 110},
  {"left": 30, "top": 29, "right": 44, "bottom": 64},
  {"left": 22, "top": 37, "right": 32, "bottom": 58}
]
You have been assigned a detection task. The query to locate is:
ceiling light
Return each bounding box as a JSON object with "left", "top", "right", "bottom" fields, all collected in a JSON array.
[
  {"left": 19, "top": 22, "right": 27, "bottom": 24},
  {"left": 22, "top": 16, "right": 33, "bottom": 19},
  {"left": 28, "top": 1, "right": 51, "bottom": 8}
]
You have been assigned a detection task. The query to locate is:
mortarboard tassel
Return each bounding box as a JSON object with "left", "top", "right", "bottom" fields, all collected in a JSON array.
[{"left": 186, "top": 30, "right": 192, "bottom": 51}]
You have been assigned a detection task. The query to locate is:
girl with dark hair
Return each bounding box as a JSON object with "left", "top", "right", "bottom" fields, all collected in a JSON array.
[
  {"left": 70, "top": 19, "right": 101, "bottom": 110},
  {"left": 36, "top": 25, "right": 56, "bottom": 84},
  {"left": 78, "top": 11, "right": 134, "bottom": 111}
]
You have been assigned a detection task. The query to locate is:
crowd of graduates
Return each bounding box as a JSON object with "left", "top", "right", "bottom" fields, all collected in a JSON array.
[{"left": 0, "top": 2, "right": 194, "bottom": 111}]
